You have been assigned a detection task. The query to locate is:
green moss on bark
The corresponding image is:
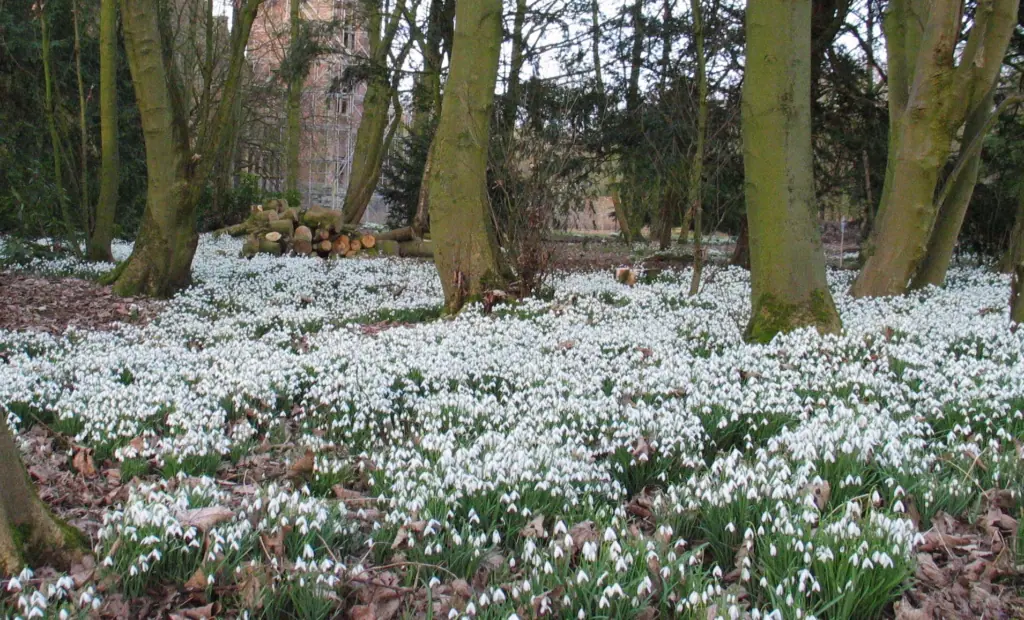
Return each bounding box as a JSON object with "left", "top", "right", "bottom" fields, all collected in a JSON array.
[{"left": 745, "top": 290, "right": 841, "bottom": 344}]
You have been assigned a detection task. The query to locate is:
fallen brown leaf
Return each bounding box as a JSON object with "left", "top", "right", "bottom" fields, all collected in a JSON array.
[
  {"left": 178, "top": 506, "right": 233, "bottom": 531},
  {"left": 72, "top": 447, "right": 97, "bottom": 477}
]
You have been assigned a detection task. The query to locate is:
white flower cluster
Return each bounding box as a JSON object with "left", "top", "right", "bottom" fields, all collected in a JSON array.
[
  {"left": 0, "top": 568, "right": 100, "bottom": 620},
  {"left": 2, "top": 235, "right": 1022, "bottom": 617},
  {"left": 95, "top": 474, "right": 356, "bottom": 599}
]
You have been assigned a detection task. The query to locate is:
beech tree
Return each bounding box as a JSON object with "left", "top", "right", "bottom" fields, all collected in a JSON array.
[
  {"left": 852, "top": 0, "right": 1017, "bottom": 297},
  {"left": 427, "top": 0, "right": 508, "bottom": 312},
  {"left": 742, "top": 0, "right": 841, "bottom": 342},
  {"left": 110, "top": 0, "right": 262, "bottom": 297},
  {"left": 0, "top": 416, "right": 84, "bottom": 574}
]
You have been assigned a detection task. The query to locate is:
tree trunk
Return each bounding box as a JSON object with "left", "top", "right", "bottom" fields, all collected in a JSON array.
[
  {"left": 411, "top": 0, "right": 456, "bottom": 237},
  {"left": 591, "top": 0, "right": 605, "bottom": 116},
  {"left": 40, "top": 6, "right": 72, "bottom": 239},
  {"left": 1012, "top": 262, "right": 1024, "bottom": 324},
  {"left": 730, "top": 216, "right": 750, "bottom": 269},
  {"left": 343, "top": 76, "right": 390, "bottom": 224},
  {"left": 412, "top": 0, "right": 446, "bottom": 133},
  {"left": 911, "top": 89, "right": 998, "bottom": 288},
  {"left": 626, "top": 0, "right": 644, "bottom": 114},
  {"left": 0, "top": 415, "right": 85, "bottom": 575},
  {"left": 610, "top": 190, "right": 633, "bottom": 244},
  {"left": 500, "top": 0, "right": 527, "bottom": 140},
  {"left": 413, "top": 143, "right": 435, "bottom": 237},
  {"left": 1000, "top": 182, "right": 1024, "bottom": 274},
  {"left": 852, "top": 0, "right": 1018, "bottom": 297},
  {"left": 342, "top": 0, "right": 408, "bottom": 226},
  {"left": 688, "top": 0, "right": 707, "bottom": 297},
  {"left": 656, "top": 187, "right": 674, "bottom": 250},
  {"left": 284, "top": 0, "right": 301, "bottom": 195},
  {"left": 73, "top": 0, "right": 90, "bottom": 237},
  {"left": 427, "top": 0, "right": 508, "bottom": 313},
  {"left": 88, "top": 0, "right": 119, "bottom": 262},
  {"left": 114, "top": 0, "right": 261, "bottom": 297},
  {"left": 742, "top": 0, "right": 841, "bottom": 343}
]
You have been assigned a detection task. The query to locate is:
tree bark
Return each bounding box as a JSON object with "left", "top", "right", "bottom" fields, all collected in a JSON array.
[
  {"left": 910, "top": 90, "right": 1018, "bottom": 288},
  {"left": 500, "top": 0, "right": 528, "bottom": 140},
  {"left": 852, "top": 0, "right": 1018, "bottom": 297},
  {"left": 688, "top": 0, "right": 708, "bottom": 297},
  {"left": 411, "top": 0, "right": 447, "bottom": 133},
  {"left": 730, "top": 216, "right": 750, "bottom": 269},
  {"left": 40, "top": 6, "right": 73, "bottom": 239},
  {"left": 626, "top": 0, "right": 644, "bottom": 114},
  {"left": 1000, "top": 181, "right": 1024, "bottom": 274},
  {"left": 411, "top": 0, "right": 456, "bottom": 237},
  {"left": 591, "top": 0, "right": 605, "bottom": 116},
  {"left": 114, "top": 0, "right": 261, "bottom": 297},
  {"left": 284, "top": 0, "right": 302, "bottom": 195},
  {"left": 1012, "top": 262, "right": 1024, "bottom": 324},
  {"left": 342, "top": 0, "right": 408, "bottom": 226},
  {"left": 73, "top": 0, "right": 90, "bottom": 238},
  {"left": 0, "top": 415, "right": 85, "bottom": 575},
  {"left": 742, "top": 0, "right": 841, "bottom": 343},
  {"left": 610, "top": 190, "right": 633, "bottom": 244},
  {"left": 427, "top": 0, "right": 508, "bottom": 312},
  {"left": 88, "top": 0, "right": 119, "bottom": 262}
]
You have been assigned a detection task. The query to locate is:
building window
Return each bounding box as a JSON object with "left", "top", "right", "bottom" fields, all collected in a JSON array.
[
  {"left": 342, "top": 28, "right": 355, "bottom": 49},
  {"left": 328, "top": 89, "right": 351, "bottom": 116}
]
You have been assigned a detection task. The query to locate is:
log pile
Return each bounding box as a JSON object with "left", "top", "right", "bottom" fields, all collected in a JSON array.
[{"left": 227, "top": 200, "right": 378, "bottom": 259}]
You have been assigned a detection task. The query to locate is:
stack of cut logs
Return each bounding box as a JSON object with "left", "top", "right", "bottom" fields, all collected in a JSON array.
[
  {"left": 227, "top": 200, "right": 377, "bottom": 259},
  {"left": 218, "top": 199, "right": 435, "bottom": 259}
]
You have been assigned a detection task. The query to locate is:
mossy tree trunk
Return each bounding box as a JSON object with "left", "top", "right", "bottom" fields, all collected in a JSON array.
[
  {"left": 911, "top": 91, "right": 1022, "bottom": 288},
  {"left": 0, "top": 415, "right": 84, "bottom": 575},
  {"left": 114, "top": 0, "right": 262, "bottom": 298},
  {"left": 284, "top": 0, "right": 302, "bottom": 195},
  {"left": 852, "top": 0, "right": 1017, "bottom": 297},
  {"left": 342, "top": 0, "right": 408, "bottom": 226},
  {"left": 88, "top": 0, "right": 119, "bottom": 262},
  {"left": 427, "top": 0, "right": 508, "bottom": 313},
  {"left": 742, "top": 0, "right": 841, "bottom": 343}
]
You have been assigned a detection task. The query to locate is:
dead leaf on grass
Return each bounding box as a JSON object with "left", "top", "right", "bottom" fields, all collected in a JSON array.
[{"left": 178, "top": 506, "right": 233, "bottom": 531}]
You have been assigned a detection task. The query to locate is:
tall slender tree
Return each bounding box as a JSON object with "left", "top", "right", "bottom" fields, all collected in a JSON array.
[
  {"left": 341, "top": 0, "right": 412, "bottom": 226},
  {"left": 88, "top": 0, "right": 119, "bottom": 262},
  {"left": 688, "top": 0, "right": 708, "bottom": 296},
  {"left": 742, "top": 0, "right": 841, "bottom": 342},
  {"left": 427, "top": 0, "right": 508, "bottom": 312},
  {"left": 284, "top": 0, "right": 302, "bottom": 196}
]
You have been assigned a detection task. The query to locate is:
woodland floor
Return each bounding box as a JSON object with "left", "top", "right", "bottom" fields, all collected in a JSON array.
[{"left": 0, "top": 235, "right": 1022, "bottom": 620}]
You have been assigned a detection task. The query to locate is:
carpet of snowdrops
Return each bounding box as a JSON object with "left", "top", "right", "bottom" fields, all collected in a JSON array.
[{"left": 2, "top": 234, "right": 1023, "bottom": 619}]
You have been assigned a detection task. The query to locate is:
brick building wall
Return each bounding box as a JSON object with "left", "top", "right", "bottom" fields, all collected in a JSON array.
[{"left": 245, "top": 0, "right": 370, "bottom": 208}]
